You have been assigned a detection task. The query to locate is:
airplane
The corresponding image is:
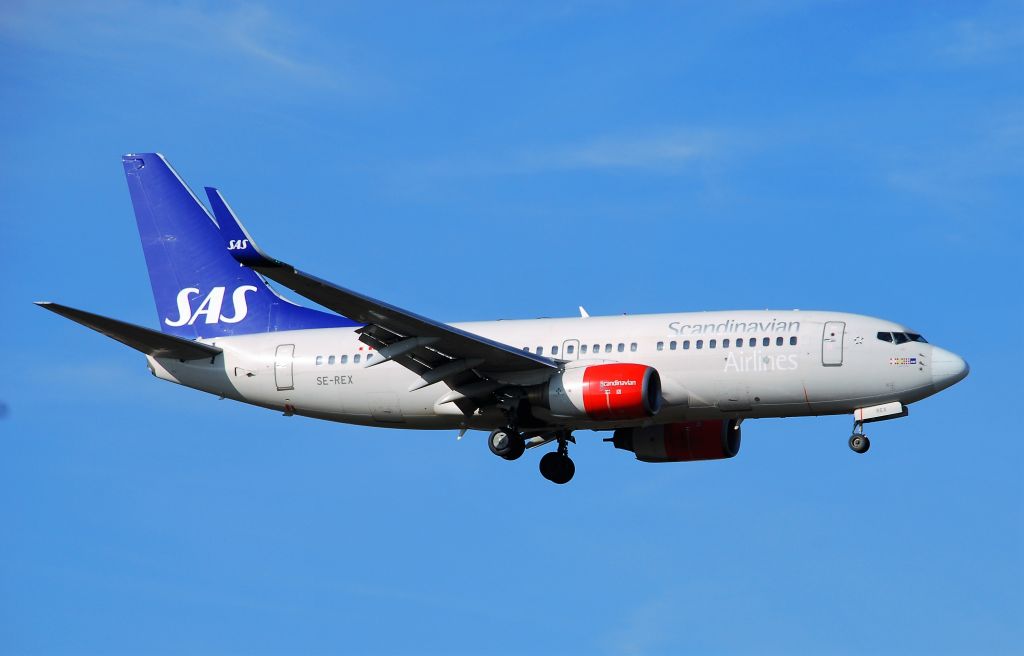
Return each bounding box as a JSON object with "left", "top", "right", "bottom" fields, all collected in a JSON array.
[{"left": 38, "top": 153, "right": 970, "bottom": 484}]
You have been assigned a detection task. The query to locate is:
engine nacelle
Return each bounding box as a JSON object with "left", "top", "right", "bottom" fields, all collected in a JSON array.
[
  {"left": 531, "top": 363, "right": 662, "bottom": 421},
  {"left": 610, "top": 419, "right": 741, "bottom": 462}
]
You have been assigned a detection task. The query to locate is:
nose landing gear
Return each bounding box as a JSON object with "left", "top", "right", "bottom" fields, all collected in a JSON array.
[
  {"left": 849, "top": 419, "right": 870, "bottom": 454},
  {"left": 849, "top": 433, "right": 870, "bottom": 453}
]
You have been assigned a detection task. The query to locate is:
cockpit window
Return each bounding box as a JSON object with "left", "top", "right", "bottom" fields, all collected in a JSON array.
[{"left": 879, "top": 331, "right": 928, "bottom": 344}]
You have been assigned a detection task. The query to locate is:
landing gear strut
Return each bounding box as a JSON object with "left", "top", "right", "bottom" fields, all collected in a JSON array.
[
  {"left": 488, "top": 427, "right": 525, "bottom": 461},
  {"left": 849, "top": 420, "right": 870, "bottom": 454},
  {"left": 539, "top": 435, "right": 575, "bottom": 484}
]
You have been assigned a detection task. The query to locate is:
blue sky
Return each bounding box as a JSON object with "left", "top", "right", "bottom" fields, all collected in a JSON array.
[{"left": 2, "top": 1, "right": 1022, "bottom": 654}]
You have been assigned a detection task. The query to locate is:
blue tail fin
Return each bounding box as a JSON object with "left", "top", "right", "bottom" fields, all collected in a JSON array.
[{"left": 123, "top": 153, "right": 358, "bottom": 338}]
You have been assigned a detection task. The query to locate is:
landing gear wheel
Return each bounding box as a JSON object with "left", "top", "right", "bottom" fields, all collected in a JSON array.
[
  {"left": 505, "top": 435, "right": 526, "bottom": 461},
  {"left": 489, "top": 428, "right": 525, "bottom": 461},
  {"left": 849, "top": 434, "right": 870, "bottom": 454},
  {"left": 539, "top": 452, "right": 575, "bottom": 484}
]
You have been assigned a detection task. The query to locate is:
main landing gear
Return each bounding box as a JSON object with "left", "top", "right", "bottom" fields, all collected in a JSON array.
[
  {"left": 488, "top": 427, "right": 576, "bottom": 484},
  {"left": 539, "top": 436, "right": 575, "bottom": 485},
  {"left": 488, "top": 427, "right": 526, "bottom": 461},
  {"left": 849, "top": 420, "right": 870, "bottom": 454}
]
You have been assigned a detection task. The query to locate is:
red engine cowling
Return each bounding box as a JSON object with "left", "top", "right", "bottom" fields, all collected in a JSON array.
[
  {"left": 610, "top": 419, "right": 741, "bottom": 462},
  {"left": 532, "top": 363, "right": 662, "bottom": 421}
]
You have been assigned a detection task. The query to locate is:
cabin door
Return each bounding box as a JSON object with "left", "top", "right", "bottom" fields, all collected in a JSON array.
[
  {"left": 821, "top": 322, "right": 845, "bottom": 366},
  {"left": 275, "top": 344, "right": 295, "bottom": 390}
]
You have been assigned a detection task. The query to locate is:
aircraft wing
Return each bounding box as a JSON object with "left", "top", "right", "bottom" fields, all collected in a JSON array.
[{"left": 205, "top": 188, "right": 558, "bottom": 402}]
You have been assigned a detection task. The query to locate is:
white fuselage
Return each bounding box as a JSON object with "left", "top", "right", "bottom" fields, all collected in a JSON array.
[{"left": 145, "top": 310, "right": 963, "bottom": 434}]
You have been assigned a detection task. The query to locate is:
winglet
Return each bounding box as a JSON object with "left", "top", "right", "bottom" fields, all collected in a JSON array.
[
  {"left": 204, "top": 187, "right": 278, "bottom": 267},
  {"left": 579, "top": 306, "right": 590, "bottom": 318}
]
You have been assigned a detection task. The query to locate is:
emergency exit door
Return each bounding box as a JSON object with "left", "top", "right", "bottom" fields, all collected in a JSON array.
[
  {"left": 821, "top": 322, "right": 845, "bottom": 366},
  {"left": 561, "top": 339, "right": 581, "bottom": 361},
  {"left": 275, "top": 344, "right": 295, "bottom": 390}
]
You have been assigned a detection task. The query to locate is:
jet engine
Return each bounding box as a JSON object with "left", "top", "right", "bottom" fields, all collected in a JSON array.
[
  {"left": 609, "top": 419, "right": 741, "bottom": 462},
  {"left": 529, "top": 363, "right": 662, "bottom": 421}
]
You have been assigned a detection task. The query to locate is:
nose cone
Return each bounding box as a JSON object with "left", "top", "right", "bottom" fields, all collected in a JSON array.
[{"left": 931, "top": 346, "right": 969, "bottom": 392}]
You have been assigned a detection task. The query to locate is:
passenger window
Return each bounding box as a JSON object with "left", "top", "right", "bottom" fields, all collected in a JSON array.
[
  {"left": 877, "top": 332, "right": 893, "bottom": 343},
  {"left": 696, "top": 340, "right": 703, "bottom": 349},
  {"left": 630, "top": 343, "right": 637, "bottom": 352},
  {"left": 315, "top": 355, "right": 323, "bottom": 366},
  {"left": 790, "top": 336, "right": 798, "bottom": 346},
  {"left": 763, "top": 337, "right": 770, "bottom": 347},
  {"left": 709, "top": 339, "right": 716, "bottom": 349},
  {"left": 683, "top": 340, "right": 690, "bottom": 350},
  {"left": 722, "top": 338, "right": 729, "bottom": 348},
  {"left": 367, "top": 353, "right": 374, "bottom": 361},
  {"left": 617, "top": 343, "right": 625, "bottom": 352},
  {"left": 341, "top": 355, "right": 348, "bottom": 364},
  {"left": 593, "top": 344, "right": 600, "bottom": 353},
  {"left": 581, "top": 344, "right": 588, "bottom": 354},
  {"left": 605, "top": 344, "right": 612, "bottom": 353},
  {"left": 566, "top": 344, "right": 575, "bottom": 354},
  {"left": 328, "top": 355, "right": 336, "bottom": 365},
  {"left": 893, "top": 332, "right": 909, "bottom": 345},
  {"left": 353, "top": 354, "right": 361, "bottom": 363},
  {"left": 657, "top": 341, "right": 664, "bottom": 351},
  {"left": 776, "top": 336, "right": 783, "bottom": 346},
  {"left": 537, "top": 346, "right": 544, "bottom": 355},
  {"left": 670, "top": 340, "right": 677, "bottom": 350},
  {"left": 552, "top": 345, "right": 559, "bottom": 355}
]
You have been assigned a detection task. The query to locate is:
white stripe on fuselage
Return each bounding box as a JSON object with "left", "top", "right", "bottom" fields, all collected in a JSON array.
[{"left": 147, "top": 310, "right": 937, "bottom": 431}]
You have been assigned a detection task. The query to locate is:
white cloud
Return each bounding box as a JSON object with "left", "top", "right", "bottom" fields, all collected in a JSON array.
[
  {"left": 942, "top": 17, "right": 1024, "bottom": 63},
  {"left": 521, "top": 131, "right": 716, "bottom": 172},
  {"left": 0, "top": 1, "right": 332, "bottom": 84},
  {"left": 412, "top": 129, "right": 729, "bottom": 179},
  {"left": 884, "top": 109, "right": 1024, "bottom": 206},
  {"left": 602, "top": 595, "right": 675, "bottom": 655}
]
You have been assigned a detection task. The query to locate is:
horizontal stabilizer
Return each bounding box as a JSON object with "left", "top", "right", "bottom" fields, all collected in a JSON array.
[{"left": 36, "top": 302, "right": 222, "bottom": 360}]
